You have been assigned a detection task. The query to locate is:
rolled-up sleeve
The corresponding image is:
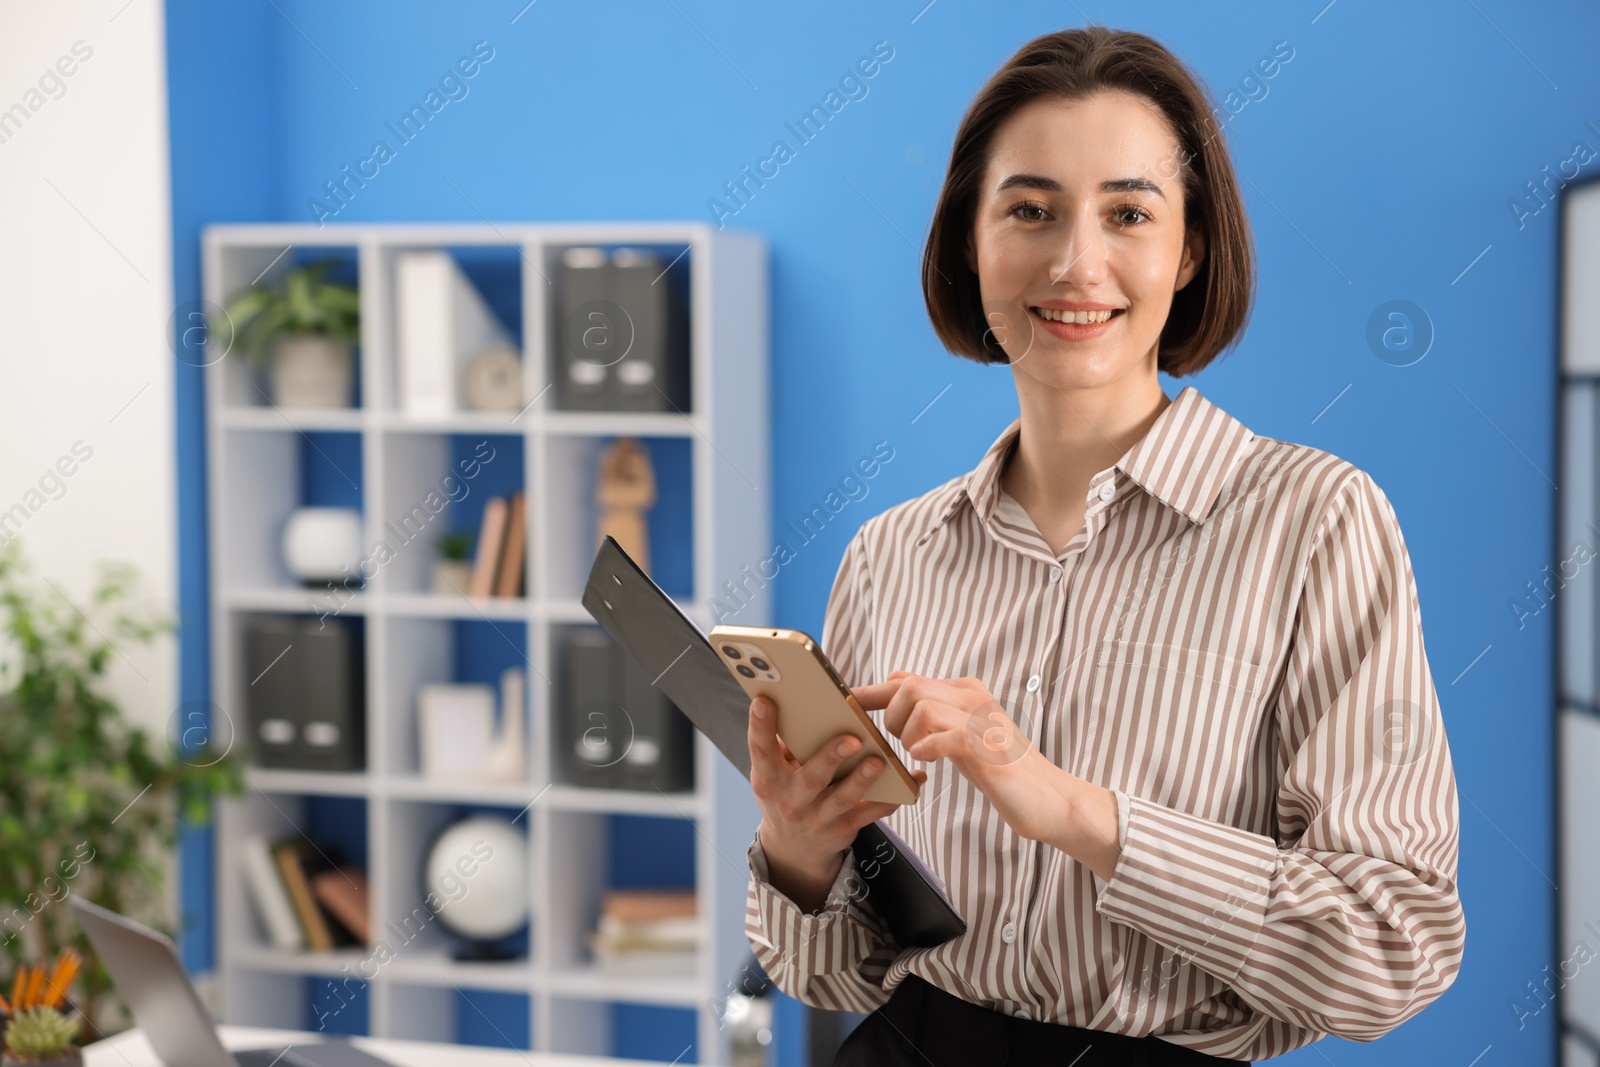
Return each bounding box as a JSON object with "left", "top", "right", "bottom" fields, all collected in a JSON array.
[
  {"left": 1093, "top": 470, "right": 1465, "bottom": 1040},
  {"left": 743, "top": 528, "right": 900, "bottom": 1012}
]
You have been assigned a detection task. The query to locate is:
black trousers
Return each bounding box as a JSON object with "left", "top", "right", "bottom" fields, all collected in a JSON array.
[{"left": 833, "top": 974, "right": 1248, "bottom": 1066}]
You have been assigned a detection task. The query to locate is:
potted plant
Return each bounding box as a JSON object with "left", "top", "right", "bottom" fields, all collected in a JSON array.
[
  {"left": 433, "top": 529, "right": 475, "bottom": 596},
  {"left": 215, "top": 259, "right": 360, "bottom": 408},
  {"left": 0, "top": 539, "right": 242, "bottom": 1039},
  {"left": 1, "top": 1006, "right": 80, "bottom": 1067}
]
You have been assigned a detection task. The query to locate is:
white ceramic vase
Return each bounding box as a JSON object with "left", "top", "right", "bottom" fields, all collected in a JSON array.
[{"left": 282, "top": 507, "right": 363, "bottom": 585}]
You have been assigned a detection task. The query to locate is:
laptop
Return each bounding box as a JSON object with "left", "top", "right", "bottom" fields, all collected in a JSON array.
[{"left": 69, "top": 896, "right": 393, "bottom": 1067}]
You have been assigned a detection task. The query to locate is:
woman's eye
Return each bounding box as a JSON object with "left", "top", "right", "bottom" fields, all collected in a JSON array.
[{"left": 1008, "top": 201, "right": 1151, "bottom": 225}]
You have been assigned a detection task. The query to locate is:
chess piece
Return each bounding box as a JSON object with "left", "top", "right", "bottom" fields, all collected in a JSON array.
[{"left": 596, "top": 437, "right": 656, "bottom": 573}]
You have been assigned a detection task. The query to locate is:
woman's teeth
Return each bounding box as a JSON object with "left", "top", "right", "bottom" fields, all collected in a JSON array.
[{"left": 1034, "top": 307, "right": 1118, "bottom": 324}]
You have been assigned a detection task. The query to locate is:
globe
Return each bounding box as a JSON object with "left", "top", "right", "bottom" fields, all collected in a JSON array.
[{"left": 423, "top": 815, "right": 529, "bottom": 953}]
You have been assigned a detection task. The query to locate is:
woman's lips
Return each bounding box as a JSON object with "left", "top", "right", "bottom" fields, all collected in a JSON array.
[{"left": 1030, "top": 306, "right": 1124, "bottom": 341}]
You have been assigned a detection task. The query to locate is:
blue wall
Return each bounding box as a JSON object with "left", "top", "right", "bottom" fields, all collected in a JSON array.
[
  {"left": 166, "top": 0, "right": 1600, "bottom": 1061},
  {"left": 166, "top": 0, "right": 281, "bottom": 998}
]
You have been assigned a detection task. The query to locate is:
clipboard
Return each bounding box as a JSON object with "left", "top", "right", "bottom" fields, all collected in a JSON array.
[{"left": 582, "top": 535, "right": 967, "bottom": 948}]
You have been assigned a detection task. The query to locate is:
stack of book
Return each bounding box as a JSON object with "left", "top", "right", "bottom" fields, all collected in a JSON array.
[
  {"left": 465, "top": 490, "right": 526, "bottom": 598},
  {"left": 240, "top": 834, "right": 369, "bottom": 952},
  {"left": 586, "top": 889, "right": 699, "bottom": 975}
]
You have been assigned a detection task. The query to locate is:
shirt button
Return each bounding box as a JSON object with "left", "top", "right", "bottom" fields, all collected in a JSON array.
[
  {"left": 1013, "top": 1008, "right": 1030, "bottom": 1020},
  {"left": 1001, "top": 922, "right": 1016, "bottom": 943},
  {"left": 1098, "top": 481, "right": 1116, "bottom": 502},
  {"left": 1048, "top": 567, "right": 1062, "bottom": 584},
  {"left": 1025, "top": 675, "right": 1041, "bottom": 693}
]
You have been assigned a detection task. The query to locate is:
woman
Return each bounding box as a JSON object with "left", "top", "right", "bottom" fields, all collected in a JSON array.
[{"left": 743, "top": 25, "right": 1464, "bottom": 1066}]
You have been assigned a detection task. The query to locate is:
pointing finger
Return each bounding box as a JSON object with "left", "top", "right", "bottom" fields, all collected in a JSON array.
[{"left": 851, "top": 679, "right": 906, "bottom": 711}]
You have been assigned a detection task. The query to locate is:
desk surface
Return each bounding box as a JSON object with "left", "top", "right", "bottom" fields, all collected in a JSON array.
[{"left": 85, "top": 1024, "right": 693, "bottom": 1067}]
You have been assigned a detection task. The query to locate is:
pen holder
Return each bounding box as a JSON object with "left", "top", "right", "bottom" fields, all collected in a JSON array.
[
  {"left": 1, "top": 1053, "right": 82, "bottom": 1067},
  {"left": 1, "top": 1052, "right": 83, "bottom": 1067}
]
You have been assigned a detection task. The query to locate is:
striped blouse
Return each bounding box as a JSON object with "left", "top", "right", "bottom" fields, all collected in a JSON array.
[{"left": 743, "top": 385, "right": 1464, "bottom": 1061}]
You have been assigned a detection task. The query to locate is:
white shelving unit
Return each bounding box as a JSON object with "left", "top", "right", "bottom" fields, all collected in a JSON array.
[
  {"left": 202, "top": 222, "right": 768, "bottom": 1062},
  {"left": 1560, "top": 177, "right": 1600, "bottom": 1067}
]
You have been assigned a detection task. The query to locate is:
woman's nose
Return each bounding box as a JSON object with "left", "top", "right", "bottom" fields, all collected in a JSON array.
[{"left": 1046, "top": 212, "right": 1106, "bottom": 285}]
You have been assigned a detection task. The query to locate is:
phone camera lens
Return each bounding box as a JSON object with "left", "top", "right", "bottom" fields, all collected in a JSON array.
[
  {"left": 721, "top": 645, "right": 741, "bottom": 659},
  {"left": 749, "top": 657, "right": 769, "bottom": 672},
  {"left": 736, "top": 664, "right": 756, "bottom": 678}
]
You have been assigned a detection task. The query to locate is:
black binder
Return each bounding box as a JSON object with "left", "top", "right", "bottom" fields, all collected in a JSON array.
[
  {"left": 554, "top": 623, "right": 695, "bottom": 793},
  {"left": 553, "top": 247, "right": 690, "bottom": 413},
  {"left": 582, "top": 535, "right": 966, "bottom": 948},
  {"left": 243, "top": 615, "right": 365, "bottom": 772}
]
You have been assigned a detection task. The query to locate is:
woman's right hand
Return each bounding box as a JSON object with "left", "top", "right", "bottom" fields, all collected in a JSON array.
[{"left": 746, "top": 693, "right": 927, "bottom": 913}]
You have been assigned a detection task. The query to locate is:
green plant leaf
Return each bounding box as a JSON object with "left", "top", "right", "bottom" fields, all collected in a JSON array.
[
  {"left": 215, "top": 261, "right": 362, "bottom": 361},
  {"left": 215, "top": 287, "right": 278, "bottom": 356},
  {"left": 0, "top": 541, "right": 242, "bottom": 1036}
]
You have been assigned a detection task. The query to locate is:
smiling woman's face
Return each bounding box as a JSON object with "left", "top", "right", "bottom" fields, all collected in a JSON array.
[{"left": 966, "top": 89, "right": 1205, "bottom": 391}]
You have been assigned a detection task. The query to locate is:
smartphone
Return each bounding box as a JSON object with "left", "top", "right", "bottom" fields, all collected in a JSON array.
[{"left": 710, "top": 624, "right": 919, "bottom": 805}]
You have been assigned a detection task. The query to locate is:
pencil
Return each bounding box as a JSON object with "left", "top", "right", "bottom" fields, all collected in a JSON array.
[
  {"left": 23, "top": 965, "right": 44, "bottom": 1010},
  {"left": 8, "top": 966, "right": 21, "bottom": 1011},
  {"left": 43, "top": 956, "right": 62, "bottom": 1007},
  {"left": 44, "top": 952, "right": 78, "bottom": 1009}
]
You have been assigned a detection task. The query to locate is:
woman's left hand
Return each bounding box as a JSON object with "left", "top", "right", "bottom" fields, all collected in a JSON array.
[{"left": 854, "top": 671, "right": 1122, "bottom": 879}]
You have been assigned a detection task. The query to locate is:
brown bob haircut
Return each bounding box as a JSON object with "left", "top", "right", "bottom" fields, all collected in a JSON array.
[{"left": 922, "top": 25, "right": 1255, "bottom": 376}]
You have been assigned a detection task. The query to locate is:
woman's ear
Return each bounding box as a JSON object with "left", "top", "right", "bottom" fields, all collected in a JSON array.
[{"left": 1175, "top": 226, "right": 1206, "bottom": 292}]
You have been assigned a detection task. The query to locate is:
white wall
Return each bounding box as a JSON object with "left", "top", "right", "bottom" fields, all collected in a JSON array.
[{"left": 0, "top": 3, "right": 175, "bottom": 739}]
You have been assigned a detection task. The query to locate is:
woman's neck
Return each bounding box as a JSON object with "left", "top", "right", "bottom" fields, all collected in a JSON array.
[{"left": 1000, "top": 378, "right": 1172, "bottom": 516}]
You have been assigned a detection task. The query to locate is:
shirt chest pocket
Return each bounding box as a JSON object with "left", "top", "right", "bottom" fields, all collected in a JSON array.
[{"left": 1083, "top": 637, "right": 1267, "bottom": 816}]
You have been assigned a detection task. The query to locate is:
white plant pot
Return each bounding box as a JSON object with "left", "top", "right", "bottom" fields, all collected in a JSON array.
[
  {"left": 269, "top": 335, "right": 354, "bottom": 408},
  {"left": 432, "top": 559, "right": 472, "bottom": 596}
]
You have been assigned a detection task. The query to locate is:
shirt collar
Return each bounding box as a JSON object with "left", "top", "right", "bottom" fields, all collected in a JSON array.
[{"left": 923, "top": 386, "right": 1257, "bottom": 539}]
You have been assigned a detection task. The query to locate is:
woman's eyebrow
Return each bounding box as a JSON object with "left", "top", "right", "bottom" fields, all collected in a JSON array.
[{"left": 995, "top": 173, "right": 1166, "bottom": 200}]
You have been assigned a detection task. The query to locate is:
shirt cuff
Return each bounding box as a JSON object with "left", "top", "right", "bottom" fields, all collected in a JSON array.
[
  {"left": 1087, "top": 789, "right": 1132, "bottom": 896},
  {"left": 748, "top": 831, "right": 863, "bottom": 908},
  {"left": 746, "top": 832, "right": 876, "bottom": 960},
  {"left": 1092, "top": 792, "right": 1277, "bottom": 987}
]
